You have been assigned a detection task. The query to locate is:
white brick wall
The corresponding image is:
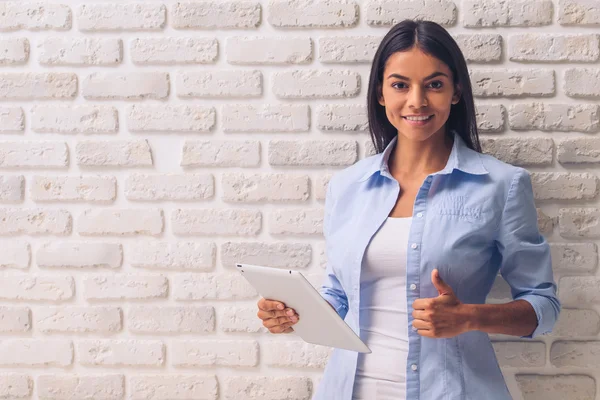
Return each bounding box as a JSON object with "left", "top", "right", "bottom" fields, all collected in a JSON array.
[{"left": 0, "top": 1, "right": 599, "bottom": 399}]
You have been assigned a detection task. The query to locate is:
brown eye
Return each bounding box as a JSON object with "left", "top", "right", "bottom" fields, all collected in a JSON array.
[
  {"left": 392, "top": 82, "right": 408, "bottom": 90},
  {"left": 428, "top": 81, "right": 444, "bottom": 89}
]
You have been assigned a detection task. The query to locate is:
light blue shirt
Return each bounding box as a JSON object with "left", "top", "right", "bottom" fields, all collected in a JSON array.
[{"left": 315, "top": 131, "right": 560, "bottom": 400}]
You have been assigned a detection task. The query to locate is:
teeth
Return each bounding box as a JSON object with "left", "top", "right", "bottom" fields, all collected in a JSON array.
[{"left": 405, "top": 115, "right": 431, "bottom": 121}]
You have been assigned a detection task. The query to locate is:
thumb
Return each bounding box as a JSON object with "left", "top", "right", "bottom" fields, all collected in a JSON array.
[{"left": 432, "top": 269, "right": 452, "bottom": 296}]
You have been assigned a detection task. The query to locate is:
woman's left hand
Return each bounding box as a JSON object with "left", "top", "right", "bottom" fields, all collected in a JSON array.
[{"left": 411, "top": 269, "right": 474, "bottom": 338}]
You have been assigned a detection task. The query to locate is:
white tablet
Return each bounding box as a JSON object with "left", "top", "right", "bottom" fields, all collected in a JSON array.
[{"left": 236, "top": 263, "right": 371, "bottom": 353}]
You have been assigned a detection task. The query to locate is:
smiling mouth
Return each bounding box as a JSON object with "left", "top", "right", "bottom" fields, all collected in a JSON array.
[{"left": 403, "top": 115, "right": 434, "bottom": 121}]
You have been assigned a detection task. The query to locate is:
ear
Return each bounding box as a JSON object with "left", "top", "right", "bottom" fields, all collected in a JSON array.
[
  {"left": 377, "top": 84, "right": 385, "bottom": 107},
  {"left": 451, "top": 84, "right": 461, "bottom": 105}
]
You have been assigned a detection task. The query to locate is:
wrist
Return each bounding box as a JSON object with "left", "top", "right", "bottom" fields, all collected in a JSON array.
[{"left": 462, "top": 303, "right": 481, "bottom": 332}]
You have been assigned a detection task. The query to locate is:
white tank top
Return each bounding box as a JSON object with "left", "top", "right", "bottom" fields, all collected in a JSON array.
[{"left": 352, "top": 216, "right": 412, "bottom": 400}]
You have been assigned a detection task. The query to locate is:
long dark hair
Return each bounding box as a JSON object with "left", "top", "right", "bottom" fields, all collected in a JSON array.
[{"left": 367, "top": 20, "right": 481, "bottom": 153}]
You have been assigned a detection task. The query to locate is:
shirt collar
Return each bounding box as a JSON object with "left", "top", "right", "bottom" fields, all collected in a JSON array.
[{"left": 357, "top": 130, "right": 488, "bottom": 182}]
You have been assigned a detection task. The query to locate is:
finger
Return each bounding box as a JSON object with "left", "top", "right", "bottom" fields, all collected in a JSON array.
[
  {"left": 432, "top": 269, "right": 453, "bottom": 296},
  {"left": 417, "top": 329, "right": 434, "bottom": 338},
  {"left": 412, "top": 318, "right": 432, "bottom": 330},
  {"left": 412, "top": 298, "right": 431, "bottom": 310},
  {"left": 412, "top": 310, "right": 430, "bottom": 321},
  {"left": 269, "top": 322, "right": 295, "bottom": 334},
  {"left": 258, "top": 298, "right": 286, "bottom": 311},
  {"left": 257, "top": 308, "right": 297, "bottom": 320},
  {"left": 282, "top": 327, "right": 295, "bottom": 334}
]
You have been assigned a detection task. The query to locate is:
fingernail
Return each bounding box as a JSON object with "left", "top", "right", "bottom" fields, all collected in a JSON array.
[
  {"left": 291, "top": 316, "right": 298, "bottom": 322},
  {"left": 277, "top": 304, "right": 284, "bottom": 310},
  {"left": 286, "top": 310, "right": 294, "bottom": 316}
]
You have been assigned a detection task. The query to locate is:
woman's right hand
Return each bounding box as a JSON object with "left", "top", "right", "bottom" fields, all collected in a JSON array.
[{"left": 257, "top": 297, "right": 299, "bottom": 334}]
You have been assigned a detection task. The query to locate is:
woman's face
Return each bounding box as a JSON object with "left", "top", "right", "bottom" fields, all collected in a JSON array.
[{"left": 378, "top": 47, "right": 461, "bottom": 142}]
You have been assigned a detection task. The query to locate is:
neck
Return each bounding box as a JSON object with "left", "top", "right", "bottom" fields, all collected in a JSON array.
[{"left": 388, "top": 128, "right": 453, "bottom": 179}]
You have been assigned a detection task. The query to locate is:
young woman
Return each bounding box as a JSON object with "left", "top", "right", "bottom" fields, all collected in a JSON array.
[{"left": 257, "top": 20, "right": 560, "bottom": 400}]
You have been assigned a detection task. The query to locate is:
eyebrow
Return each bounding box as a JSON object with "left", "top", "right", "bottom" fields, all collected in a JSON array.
[{"left": 387, "top": 71, "right": 449, "bottom": 81}]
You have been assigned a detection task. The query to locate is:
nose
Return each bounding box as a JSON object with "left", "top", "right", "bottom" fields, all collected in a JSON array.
[{"left": 408, "top": 86, "right": 428, "bottom": 109}]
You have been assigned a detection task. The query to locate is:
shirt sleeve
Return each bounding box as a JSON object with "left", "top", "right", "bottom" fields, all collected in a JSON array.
[
  {"left": 318, "top": 177, "right": 349, "bottom": 320},
  {"left": 496, "top": 168, "right": 561, "bottom": 339}
]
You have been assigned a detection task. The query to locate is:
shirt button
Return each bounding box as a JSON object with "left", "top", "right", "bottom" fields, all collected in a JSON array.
[
  {"left": 416, "top": 212, "right": 423, "bottom": 218},
  {"left": 411, "top": 243, "right": 419, "bottom": 250},
  {"left": 410, "top": 283, "right": 417, "bottom": 290},
  {"left": 411, "top": 364, "right": 418, "bottom": 371}
]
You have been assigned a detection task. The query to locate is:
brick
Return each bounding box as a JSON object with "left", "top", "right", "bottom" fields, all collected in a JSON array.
[
  {"left": 172, "top": 1, "right": 261, "bottom": 29},
  {"left": 365, "top": 140, "right": 376, "bottom": 157},
  {"left": 559, "top": 0, "right": 600, "bottom": 25},
  {"left": 83, "top": 275, "right": 168, "bottom": 301},
  {"left": 0, "top": 276, "right": 73, "bottom": 301},
  {"left": 549, "top": 309, "right": 600, "bottom": 337},
  {"left": 222, "top": 173, "right": 309, "bottom": 202},
  {"left": 0, "top": 142, "right": 68, "bottom": 168},
  {"left": 83, "top": 72, "right": 168, "bottom": 100},
  {"left": 131, "top": 37, "right": 217, "bottom": 65},
  {"left": 269, "top": 140, "right": 358, "bottom": 166},
  {"left": 0, "top": 340, "right": 72, "bottom": 367},
  {"left": 318, "top": 36, "right": 380, "bottom": 64},
  {"left": 559, "top": 208, "right": 600, "bottom": 239},
  {"left": 31, "top": 176, "right": 116, "bottom": 203},
  {"left": 0, "top": 373, "right": 31, "bottom": 398},
  {"left": 273, "top": 70, "right": 360, "bottom": 98},
  {"left": 181, "top": 140, "right": 260, "bottom": 168},
  {"left": 130, "top": 241, "right": 215, "bottom": 271},
  {"left": 516, "top": 374, "right": 595, "bottom": 400},
  {"left": 36, "top": 307, "right": 122, "bottom": 333},
  {"left": 0, "top": 38, "right": 28, "bottom": 65},
  {"left": 171, "top": 340, "right": 258, "bottom": 367},
  {"left": 37, "top": 242, "right": 122, "bottom": 269},
  {"left": 550, "top": 243, "right": 598, "bottom": 272},
  {"left": 315, "top": 175, "right": 333, "bottom": 201},
  {"left": 0, "top": 107, "right": 24, "bottom": 133},
  {"left": 77, "top": 3, "right": 165, "bottom": 31},
  {"left": 530, "top": 172, "right": 597, "bottom": 200},
  {"left": 221, "top": 306, "right": 267, "bottom": 333},
  {"left": 37, "top": 375, "right": 124, "bottom": 400},
  {"left": 77, "top": 340, "right": 164, "bottom": 367},
  {"left": 127, "top": 105, "right": 214, "bottom": 133},
  {"left": 0, "top": 3, "right": 71, "bottom": 31},
  {"left": 227, "top": 36, "right": 312, "bottom": 64},
  {"left": 510, "top": 34, "right": 600, "bottom": 62},
  {"left": 265, "top": 340, "right": 331, "bottom": 368},
  {"left": 32, "top": 105, "right": 118, "bottom": 134},
  {"left": 470, "top": 69, "right": 555, "bottom": 98},
  {"left": 0, "top": 175, "right": 24, "bottom": 202},
  {"left": 463, "top": 0, "right": 552, "bottom": 27},
  {"left": 269, "top": 208, "right": 324, "bottom": 236},
  {"left": 475, "top": 104, "right": 505, "bottom": 133},
  {"left": 131, "top": 375, "right": 217, "bottom": 400},
  {"left": 551, "top": 341, "right": 600, "bottom": 367},
  {"left": 129, "top": 306, "right": 215, "bottom": 334},
  {"left": 537, "top": 208, "right": 556, "bottom": 235},
  {"left": 0, "top": 73, "right": 77, "bottom": 100},
  {"left": 0, "top": 307, "right": 30, "bottom": 333},
  {"left": 454, "top": 34, "right": 502, "bottom": 63},
  {"left": 0, "top": 209, "right": 71, "bottom": 236},
  {"left": 564, "top": 68, "right": 600, "bottom": 98},
  {"left": 480, "top": 137, "right": 553, "bottom": 166},
  {"left": 269, "top": 0, "right": 358, "bottom": 28},
  {"left": 78, "top": 209, "right": 163, "bottom": 236},
  {"left": 316, "top": 104, "right": 368, "bottom": 131},
  {"left": 39, "top": 38, "right": 122, "bottom": 65},
  {"left": 558, "top": 137, "right": 600, "bottom": 164},
  {"left": 172, "top": 209, "right": 261, "bottom": 236},
  {"left": 177, "top": 70, "right": 261, "bottom": 98},
  {"left": 76, "top": 140, "right": 152, "bottom": 167},
  {"left": 125, "top": 173, "right": 214, "bottom": 201},
  {"left": 492, "top": 341, "right": 546, "bottom": 367},
  {"left": 0, "top": 241, "right": 29, "bottom": 269},
  {"left": 365, "top": 0, "right": 456, "bottom": 26},
  {"left": 221, "top": 242, "right": 312, "bottom": 269},
  {"left": 223, "top": 377, "right": 311, "bottom": 400},
  {"left": 173, "top": 273, "right": 257, "bottom": 300},
  {"left": 559, "top": 276, "right": 600, "bottom": 305},
  {"left": 223, "top": 104, "right": 308, "bottom": 132},
  {"left": 509, "top": 103, "right": 599, "bottom": 132}
]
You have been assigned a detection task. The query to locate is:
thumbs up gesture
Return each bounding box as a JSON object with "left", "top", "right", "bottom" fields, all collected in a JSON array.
[{"left": 411, "top": 269, "right": 473, "bottom": 338}]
